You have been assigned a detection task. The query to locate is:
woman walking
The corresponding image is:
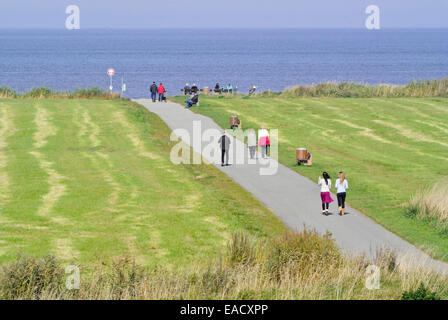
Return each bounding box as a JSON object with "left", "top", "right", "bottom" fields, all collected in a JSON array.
[
  {"left": 247, "top": 128, "right": 257, "bottom": 160},
  {"left": 258, "top": 125, "right": 270, "bottom": 159},
  {"left": 318, "top": 172, "right": 333, "bottom": 215},
  {"left": 335, "top": 171, "right": 349, "bottom": 216}
]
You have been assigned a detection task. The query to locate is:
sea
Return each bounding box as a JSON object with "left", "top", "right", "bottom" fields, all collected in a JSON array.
[{"left": 0, "top": 28, "right": 447, "bottom": 97}]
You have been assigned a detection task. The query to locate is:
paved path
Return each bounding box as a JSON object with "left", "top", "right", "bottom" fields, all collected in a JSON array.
[{"left": 134, "top": 99, "right": 448, "bottom": 274}]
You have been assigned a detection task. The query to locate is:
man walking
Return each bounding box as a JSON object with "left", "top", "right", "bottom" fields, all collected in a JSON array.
[
  {"left": 218, "top": 131, "right": 231, "bottom": 167},
  {"left": 150, "top": 82, "right": 158, "bottom": 102}
]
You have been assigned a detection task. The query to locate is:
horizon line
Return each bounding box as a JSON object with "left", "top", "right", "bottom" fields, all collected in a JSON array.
[{"left": 1, "top": 26, "right": 448, "bottom": 30}]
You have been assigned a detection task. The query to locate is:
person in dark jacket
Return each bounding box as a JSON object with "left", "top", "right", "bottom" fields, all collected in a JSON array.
[
  {"left": 191, "top": 83, "right": 198, "bottom": 93},
  {"left": 218, "top": 131, "right": 231, "bottom": 166},
  {"left": 185, "top": 93, "right": 199, "bottom": 109},
  {"left": 150, "top": 82, "right": 158, "bottom": 102},
  {"left": 191, "top": 93, "right": 199, "bottom": 105}
]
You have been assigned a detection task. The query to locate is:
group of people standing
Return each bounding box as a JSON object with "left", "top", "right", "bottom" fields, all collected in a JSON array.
[
  {"left": 318, "top": 172, "right": 349, "bottom": 216},
  {"left": 150, "top": 82, "right": 166, "bottom": 102},
  {"left": 218, "top": 127, "right": 271, "bottom": 167},
  {"left": 246, "top": 126, "right": 270, "bottom": 159}
]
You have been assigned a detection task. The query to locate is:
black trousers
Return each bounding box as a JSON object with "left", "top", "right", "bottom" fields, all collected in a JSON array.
[
  {"left": 321, "top": 203, "right": 329, "bottom": 211},
  {"left": 337, "top": 192, "right": 346, "bottom": 208},
  {"left": 221, "top": 148, "right": 229, "bottom": 165}
]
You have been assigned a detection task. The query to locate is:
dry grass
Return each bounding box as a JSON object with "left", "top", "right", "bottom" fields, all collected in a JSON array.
[
  {"left": 0, "top": 87, "right": 120, "bottom": 99},
  {"left": 281, "top": 78, "right": 448, "bottom": 98},
  {"left": 406, "top": 180, "right": 448, "bottom": 234},
  {"left": 1, "top": 230, "right": 447, "bottom": 300}
]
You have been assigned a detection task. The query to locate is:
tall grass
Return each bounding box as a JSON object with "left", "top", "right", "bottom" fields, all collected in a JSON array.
[
  {"left": 1, "top": 230, "right": 447, "bottom": 300},
  {"left": 405, "top": 180, "right": 448, "bottom": 235},
  {"left": 0, "top": 86, "right": 17, "bottom": 98},
  {"left": 281, "top": 78, "right": 448, "bottom": 98},
  {"left": 0, "top": 87, "right": 121, "bottom": 99}
]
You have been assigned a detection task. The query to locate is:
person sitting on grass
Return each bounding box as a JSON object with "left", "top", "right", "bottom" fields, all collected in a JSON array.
[
  {"left": 185, "top": 93, "right": 199, "bottom": 108},
  {"left": 191, "top": 93, "right": 199, "bottom": 106},
  {"left": 185, "top": 94, "right": 194, "bottom": 108}
]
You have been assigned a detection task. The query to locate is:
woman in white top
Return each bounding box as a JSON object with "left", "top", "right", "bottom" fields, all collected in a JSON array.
[
  {"left": 247, "top": 128, "right": 257, "bottom": 160},
  {"left": 318, "top": 172, "right": 333, "bottom": 215},
  {"left": 335, "top": 171, "right": 349, "bottom": 216}
]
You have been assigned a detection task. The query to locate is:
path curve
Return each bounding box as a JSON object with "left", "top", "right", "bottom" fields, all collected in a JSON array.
[{"left": 134, "top": 99, "right": 448, "bottom": 274}]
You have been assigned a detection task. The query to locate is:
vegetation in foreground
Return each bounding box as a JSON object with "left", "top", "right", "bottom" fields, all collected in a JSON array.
[
  {"left": 171, "top": 94, "right": 448, "bottom": 260},
  {"left": 0, "top": 230, "right": 446, "bottom": 300},
  {"left": 0, "top": 98, "right": 284, "bottom": 267}
]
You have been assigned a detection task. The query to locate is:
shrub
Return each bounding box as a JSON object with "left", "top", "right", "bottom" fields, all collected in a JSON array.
[
  {"left": 405, "top": 180, "right": 448, "bottom": 234},
  {"left": 0, "top": 254, "right": 64, "bottom": 299},
  {"left": 402, "top": 283, "right": 440, "bottom": 300},
  {"left": 0, "top": 86, "right": 17, "bottom": 98},
  {"left": 225, "top": 233, "right": 257, "bottom": 267},
  {"left": 281, "top": 78, "right": 448, "bottom": 98},
  {"left": 266, "top": 230, "right": 341, "bottom": 280},
  {"left": 107, "top": 255, "right": 146, "bottom": 299},
  {"left": 26, "top": 87, "right": 53, "bottom": 98}
]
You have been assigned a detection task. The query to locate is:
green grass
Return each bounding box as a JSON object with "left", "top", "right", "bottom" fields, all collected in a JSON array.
[
  {"left": 172, "top": 95, "right": 448, "bottom": 260},
  {"left": 0, "top": 98, "right": 285, "bottom": 268}
]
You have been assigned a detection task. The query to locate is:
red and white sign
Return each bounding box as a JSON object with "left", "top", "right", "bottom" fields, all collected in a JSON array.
[{"left": 107, "top": 68, "right": 115, "bottom": 77}]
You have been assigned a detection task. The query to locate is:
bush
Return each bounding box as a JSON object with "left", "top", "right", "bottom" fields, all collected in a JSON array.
[
  {"left": 225, "top": 233, "right": 257, "bottom": 267},
  {"left": 405, "top": 181, "right": 448, "bottom": 234},
  {"left": 0, "top": 254, "right": 64, "bottom": 299},
  {"left": 266, "top": 230, "right": 341, "bottom": 280},
  {"left": 26, "top": 87, "right": 53, "bottom": 98},
  {"left": 282, "top": 78, "right": 448, "bottom": 98},
  {"left": 0, "top": 86, "right": 17, "bottom": 98},
  {"left": 107, "top": 255, "right": 146, "bottom": 299},
  {"left": 0, "top": 87, "right": 121, "bottom": 100},
  {"left": 402, "top": 283, "right": 440, "bottom": 300}
]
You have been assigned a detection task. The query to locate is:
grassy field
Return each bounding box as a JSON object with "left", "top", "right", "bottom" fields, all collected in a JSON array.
[
  {"left": 0, "top": 98, "right": 285, "bottom": 268},
  {"left": 172, "top": 95, "right": 448, "bottom": 260}
]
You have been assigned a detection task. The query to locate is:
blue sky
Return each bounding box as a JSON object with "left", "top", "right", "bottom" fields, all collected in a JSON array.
[{"left": 1, "top": 0, "right": 448, "bottom": 28}]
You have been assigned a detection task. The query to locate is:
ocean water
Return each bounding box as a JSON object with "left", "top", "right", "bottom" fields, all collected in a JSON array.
[{"left": 0, "top": 28, "right": 447, "bottom": 97}]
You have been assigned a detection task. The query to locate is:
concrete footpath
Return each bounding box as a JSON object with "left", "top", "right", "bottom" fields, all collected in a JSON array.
[{"left": 134, "top": 99, "right": 448, "bottom": 274}]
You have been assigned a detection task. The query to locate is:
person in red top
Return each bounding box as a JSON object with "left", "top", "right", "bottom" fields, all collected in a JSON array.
[{"left": 158, "top": 83, "right": 166, "bottom": 102}]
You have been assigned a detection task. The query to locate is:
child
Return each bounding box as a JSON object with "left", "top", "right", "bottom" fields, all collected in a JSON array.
[
  {"left": 318, "top": 172, "right": 333, "bottom": 215},
  {"left": 335, "top": 171, "right": 349, "bottom": 216}
]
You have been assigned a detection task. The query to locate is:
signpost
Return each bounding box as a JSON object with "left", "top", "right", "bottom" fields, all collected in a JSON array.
[
  {"left": 121, "top": 76, "right": 126, "bottom": 96},
  {"left": 107, "top": 68, "right": 115, "bottom": 93}
]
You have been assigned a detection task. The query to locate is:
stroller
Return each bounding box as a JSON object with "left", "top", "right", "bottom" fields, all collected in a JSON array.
[{"left": 161, "top": 90, "right": 167, "bottom": 102}]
